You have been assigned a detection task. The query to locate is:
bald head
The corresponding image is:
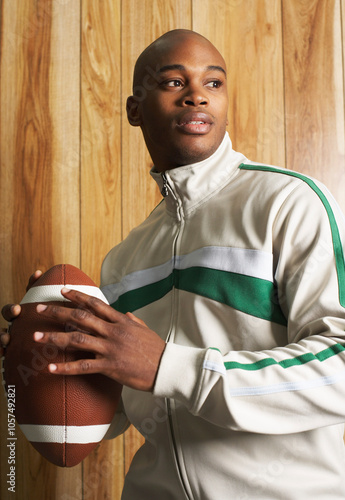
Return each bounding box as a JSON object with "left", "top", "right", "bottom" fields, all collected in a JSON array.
[
  {"left": 133, "top": 30, "right": 226, "bottom": 93},
  {"left": 127, "top": 29, "right": 229, "bottom": 171}
]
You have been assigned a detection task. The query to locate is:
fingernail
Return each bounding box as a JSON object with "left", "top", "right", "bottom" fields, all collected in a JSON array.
[
  {"left": 49, "top": 364, "right": 57, "bottom": 372},
  {"left": 61, "top": 287, "right": 71, "bottom": 294},
  {"left": 36, "top": 304, "right": 47, "bottom": 313},
  {"left": 34, "top": 331, "right": 44, "bottom": 341}
]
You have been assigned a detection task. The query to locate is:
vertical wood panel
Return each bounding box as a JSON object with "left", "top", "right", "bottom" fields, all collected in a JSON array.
[
  {"left": 283, "top": 0, "right": 345, "bottom": 211},
  {"left": 0, "top": 1, "right": 81, "bottom": 499},
  {"left": 81, "top": 0, "right": 122, "bottom": 281},
  {"left": 81, "top": 0, "right": 124, "bottom": 498},
  {"left": 120, "top": 0, "right": 192, "bottom": 476},
  {"left": 193, "top": 0, "right": 285, "bottom": 167}
]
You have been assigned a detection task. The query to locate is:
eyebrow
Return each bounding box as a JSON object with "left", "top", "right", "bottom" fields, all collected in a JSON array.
[{"left": 157, "top": 64, "right": 226, "bottom": 76}]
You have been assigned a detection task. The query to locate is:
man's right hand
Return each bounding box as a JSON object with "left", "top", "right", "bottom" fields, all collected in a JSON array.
[{"left": 1, "top": 270, "right": 43, "bottom": 355}]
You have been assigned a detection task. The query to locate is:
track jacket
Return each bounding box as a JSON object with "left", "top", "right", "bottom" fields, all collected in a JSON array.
[{"left": 101, "top": 133, "right": 345, "bottom": 499}]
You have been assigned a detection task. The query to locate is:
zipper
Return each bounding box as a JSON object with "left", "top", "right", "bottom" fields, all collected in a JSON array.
[
  {"left": 160, "top": 171, "right": 192, "bottom": 498},
  {"left": 167, "top": 398, "right": 192, "bottom": 499},
  {"left": 161, "top": 172, "right": 169, "bottom": 197}
]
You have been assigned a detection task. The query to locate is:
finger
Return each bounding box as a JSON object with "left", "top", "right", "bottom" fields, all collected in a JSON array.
[
  {"left": 0, "top": 329, "right": 9, "bottom": 358},
  {"left": 33, "top": 330, "right": 105, "bottom": 353},
  {"left": 47, "top": 357, "right": 107, "bottom": 376},
  {"left": 60, "top": 287, "right": 123, "bottom": 323},
  {"left": 26, "top": 270, "right": 43, "bottom": 291},
  {"left": 36, "top": 302, "right": 109, "bottom": 338},
  {"left": 125, "top": 312, "right": 147, "bottom": 326},
  {"left": 0, "top": 332, "right": 10, "bottom": 348},
  {"left": 1, "top": 304, "right": 21, "bottom": 322}
]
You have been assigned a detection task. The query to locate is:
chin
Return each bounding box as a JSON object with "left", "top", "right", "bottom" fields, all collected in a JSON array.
[{"left": 173, "top": 136, "right": 220, "bottom": 166}]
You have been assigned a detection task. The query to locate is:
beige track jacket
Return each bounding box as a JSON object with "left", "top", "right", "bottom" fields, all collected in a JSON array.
[{"left": 101, "top": 133, "right": 345, "bottom": 499}]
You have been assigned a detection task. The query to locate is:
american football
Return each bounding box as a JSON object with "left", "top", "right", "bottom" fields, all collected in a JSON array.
[{"left": 2, "top": 264, "right": 122, "bottom": 467}]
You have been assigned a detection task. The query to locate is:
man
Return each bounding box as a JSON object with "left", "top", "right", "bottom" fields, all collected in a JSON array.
[{"left": 2, "top": 29, "right": 345, "bottom": 499}]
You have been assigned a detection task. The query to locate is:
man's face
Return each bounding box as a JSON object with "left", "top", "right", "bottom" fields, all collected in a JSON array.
[{"left": 128, "top": 33, "right": 229, "bottom": 172}]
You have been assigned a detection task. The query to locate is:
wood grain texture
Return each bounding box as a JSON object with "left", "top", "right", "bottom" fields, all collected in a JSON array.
[
  {"left": 193, "top": 0, "right": 286, "bottom": 167},
  {"left": 0, "top": 1, "right": 81, "bottom": 499},
  {"left": 81, "top": 2, "right": 124, "bottom": 495},
  {"left": 81, "top": 0, "right": 122, "bottom": 283},
  {"left": 49, "top": 0, "right": 81, "bottom": 268},
  {"left": 283, "top": 0, "right": 345, "bottom": 211}
]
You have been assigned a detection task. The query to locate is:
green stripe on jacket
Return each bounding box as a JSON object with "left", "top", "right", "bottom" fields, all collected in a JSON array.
[
  {"left": 112, "top": 266, "right": 286, "bottom": 326},
  {"left": 239, "top": 163, "right": 345, "bottom": 308}
]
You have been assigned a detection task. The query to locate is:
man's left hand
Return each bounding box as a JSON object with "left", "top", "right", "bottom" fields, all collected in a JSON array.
[{"left": 34, "top": 288, "right": 166, "bottom": 392}]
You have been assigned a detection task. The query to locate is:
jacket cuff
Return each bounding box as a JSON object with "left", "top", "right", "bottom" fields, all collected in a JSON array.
[{"left": 153, "top": 342, "right": 207, "bottom": 408}]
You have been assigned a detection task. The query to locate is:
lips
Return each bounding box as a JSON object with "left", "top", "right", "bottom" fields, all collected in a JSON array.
[{"left": 177, "top": 112, "right": 213, "bottom": 134}]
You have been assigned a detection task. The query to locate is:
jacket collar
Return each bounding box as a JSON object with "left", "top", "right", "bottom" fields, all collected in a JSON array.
[{"left": 150, "top": 133, "right": 246, "bottom": 218}]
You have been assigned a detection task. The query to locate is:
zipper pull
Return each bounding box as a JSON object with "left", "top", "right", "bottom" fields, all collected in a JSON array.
[{"left": 161, "top": 172, "right": 169, "bottom": 197}]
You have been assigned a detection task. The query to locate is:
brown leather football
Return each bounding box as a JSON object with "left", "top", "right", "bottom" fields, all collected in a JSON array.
[{"left": 3, "top": 264, "right": 122, "bottom": 467}]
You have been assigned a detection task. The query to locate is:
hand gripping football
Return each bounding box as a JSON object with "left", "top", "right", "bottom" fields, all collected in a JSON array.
[{"left": 2, "top": 264, "right": 122, "bottom": 467}]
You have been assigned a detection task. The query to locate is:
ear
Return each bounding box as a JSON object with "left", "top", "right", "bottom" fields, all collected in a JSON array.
[{"left": 126, "top": 96, "right": 141, "bottom": 126}]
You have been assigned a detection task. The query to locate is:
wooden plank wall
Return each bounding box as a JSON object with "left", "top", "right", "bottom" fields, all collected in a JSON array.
[{"left": 1, "top": 0, "right": 344, "bottom": 498}]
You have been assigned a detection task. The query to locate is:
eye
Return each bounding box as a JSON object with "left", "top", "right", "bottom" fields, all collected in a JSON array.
[
  {"left": 205, "top": 80, "right": 223, "bottom": 88},
  {"left": 161, "top": 79, "right": 184, "bottom": 88}
]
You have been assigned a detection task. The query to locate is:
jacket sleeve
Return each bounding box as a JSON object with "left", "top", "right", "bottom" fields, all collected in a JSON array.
[{"left": 153, "top": 180, "right": 345, "bottom": 435}]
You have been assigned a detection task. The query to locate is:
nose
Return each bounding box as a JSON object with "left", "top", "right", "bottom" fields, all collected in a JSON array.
[{"left": 182, "top": 85, "right": 208, "bottom": 107}]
